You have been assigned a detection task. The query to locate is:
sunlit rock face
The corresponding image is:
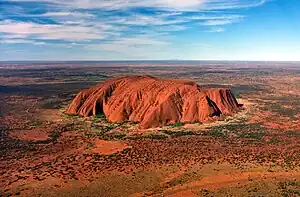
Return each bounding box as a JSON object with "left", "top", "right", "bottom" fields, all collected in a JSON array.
[{"left": 67, "top": 76, "right": 241, "bottom": 128}]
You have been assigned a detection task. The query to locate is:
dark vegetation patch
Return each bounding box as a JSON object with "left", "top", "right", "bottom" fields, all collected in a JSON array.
[
  {"left": 259, "top": 96, "right": 300, "bottom": 119},
  {"left": 231, "top": 84, "right": 267, "bottom": 95},
  {"left": 40, "top": 97, "right": 66, "bottom": 109},
  {"left": 85, "top": 121, "right": 129, "bottom": 140},
  {"left": 208, "top": 129, "right": 228, "bottom": 138},
  {"left": 202, "top": 83, "right": 267, "bottom": 98},
  {"left": 285, "top": 130, "right": 300, "bottom": 137},
  {"left": 259, "top": 103, "right": 299, "bottom": 120},
  {"left": 94, "top": 113, "right": 106, "bottom": 119},
  {"left": 0, "top": 82, "right": 97, "bottom": 98},
  {"left": 126, "top": 134, "right": 168, "bottom": 141},
  {"left": 277, "top": 180, "right": 300, "bottom": 196},
  {"left": 0, "top": 124, "right": 31, "bottom": 155},
  {"left": 267, "top": 137, "right": 282, "bottom": 144},
  {"left": 165, "top": 171, "right": 202, "bottom": 188},
  {"left": 65, "top": 113, "right": 80, "bottom": 119},
  {"left": 48, "top": 130, "right": 60, "bottom": 144},
  {"left": 159, "top": 130, "right": 196, "bottom": 138},
  {"left": 206, "top": 122, "right": 265, "bottom": 140},
  {"left": 31, "top": 123, "right": 74, "bottom": 145},
  {"left": 0, "top": 67, "right": 108, "bottom": 81},
  {"left": 145, "top": 134, "right": 168, "bottom": 140},
  {"left": 197, "top": 179, "right": 300, "bottom": 197},
  {"left": 283, "top": 156, "right": 294, "bottom": 169},
  {"left": 168, "top": 122, "right": 185, "bottom": 128},
  {"left": 26, "top": 120, "right": 43, "bottom": 129},
  {"left": 238, "top": 131, "right": 265, "bottom": 140}
]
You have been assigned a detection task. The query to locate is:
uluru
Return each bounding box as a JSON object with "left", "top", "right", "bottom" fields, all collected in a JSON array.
[{"left": 67, "top": 76, "right": 242, "bottom": 128}]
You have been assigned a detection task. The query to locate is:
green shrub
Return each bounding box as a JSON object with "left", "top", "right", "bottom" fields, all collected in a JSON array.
[
  {"left": 112, "top": 132, "right": 126, "bottom": 139},
  {"left": 267, "top": 137, "right": 282, "bottom": 144},
  {"left": 146, "top": 134, "right": 168, "bottom": 140},
  {"left": 169, "top": 122, "right": 185, "bottom": 127},
  {"left": 209, "top": 129, "right": 227, "bottom": 138},
  {"left": 238, "top": 132, "right": 265, "bottom": 140},
  {"left": 160, "top": 130, "right": 195, "bottom": 137},
  {"left": 95, "top": 113, "right": 106, "bottom": 119},
  {"left": 49, "top": 130, "right": 60, "bottom": 144},
  {"left": 286, "top": 130, "right": 299, "bottom": 137}
]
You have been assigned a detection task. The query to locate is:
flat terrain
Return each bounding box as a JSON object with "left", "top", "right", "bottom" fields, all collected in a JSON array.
[{"left": 0, "top": 61, "right": 299, "bottom": 197}]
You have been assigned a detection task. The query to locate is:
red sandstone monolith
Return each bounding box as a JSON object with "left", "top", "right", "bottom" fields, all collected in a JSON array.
[{"left": 67, "top": 76, "right": 241, "bottom": 128}]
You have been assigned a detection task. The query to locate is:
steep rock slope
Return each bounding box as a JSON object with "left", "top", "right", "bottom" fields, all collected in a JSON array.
[{"left": 67, "top": 76, "right": 241, "bottom": 128}]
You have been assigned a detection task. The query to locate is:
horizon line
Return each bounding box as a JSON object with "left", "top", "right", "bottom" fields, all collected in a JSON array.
[{"left": 1, "top": 60, "right": 300, "bottom": 63}]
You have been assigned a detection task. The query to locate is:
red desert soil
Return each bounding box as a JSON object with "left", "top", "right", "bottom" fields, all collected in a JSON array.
[
  {"left": 91, "top": 139, "right": 132, "bottom": 155},
  {"left": 165, "top": 191, "right": 199, "bottom": 197},
  {"left": 9, "top": 128, "right": 50, "bottom": 142},
  {"left": 67, "top": 76, "right": 241, "bottom": 128},
  {"left": 128, "top": 171, "right": 300, "bottom": 197},
  {"left": 162, "top": 171, "right": 300, "bottom": 197}
]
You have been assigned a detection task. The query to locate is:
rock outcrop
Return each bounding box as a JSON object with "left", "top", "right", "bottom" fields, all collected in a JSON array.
[{"left": 67, "top": 76, "right": 241, "bottom": 128}]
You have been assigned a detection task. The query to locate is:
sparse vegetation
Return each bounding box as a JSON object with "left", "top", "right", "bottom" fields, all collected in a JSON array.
[
  {"left": 70, "top": 171, "right": 78, "bottom": 180},
  {"left": 238, "top": 131, "right": 265, "bottom": 140},
  {"left": 160, "top": 130, "right": 196, "bottom": 137},
  {"left": 91, "top": 124, "right": 118, "bottom": 133},
  {"left": 233, "top": 91, "right": 241, "bottom": 99},
  {"left": 95, "top": 113, "right": 106, "bottom": 119},
  {"left": 206, "top": 122, "right": 266, "bottom": 140},
  {"left": 286, "top": 130, "right": 300, "bottom": 137},
  {"left": 49, "top": 130, "right": 60, "bottom": 144},
  {"left": 65, "top": 113, "right": 79, "bottom": 119},
  {"left": 267, "top": 137, "right": 282, "bottom": 144},
  {"left": 112, "top": 132, "right": 126, "bottom": 139},
  {"left": 209, "top": 129, "right": 228, "bottom": 138},
  {"left": 278, "top": 180, "right": 300, "bottom": 196},
  {"left": 28, "top": 120, "right": 43, "bottom": 128},
  {"left": 146, "top": 134, "right": 168, "bottom": 140},
  {"left": 1, "top": 63, "right": 300, "bottom": 197},
  {"left": 168, "top": 122, "right": 185, "bottom": 127},
  {"left": 283, "top": 156, "right": 294, "bottom": 169}
]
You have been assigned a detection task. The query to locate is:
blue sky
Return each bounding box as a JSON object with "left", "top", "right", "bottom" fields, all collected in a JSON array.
[{"left": 0, "top": 0, "right": 300, "bottom": 61}]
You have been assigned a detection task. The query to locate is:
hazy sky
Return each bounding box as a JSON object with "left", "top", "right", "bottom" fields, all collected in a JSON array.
[{"left": 0, "top": 0, "right": 300, "bottom": 61}]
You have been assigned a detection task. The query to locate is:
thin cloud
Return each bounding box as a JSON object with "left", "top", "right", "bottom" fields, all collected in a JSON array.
[
  {"left": 0, "top": 20, "right": 108, "bottom": 41},
  {"left": 200, "top": 0, "right": 268, "bottom": 10},
  {"left": 201, "top": 19, "right": 237, "bottom": 26},
  {"left": 206, "top": 27, "right": 225, "bottom": 32},
  {"left": 1, "top": 0, "right": 269, "bottom": 49},
  {"left": 87, "top": 37, "right": 168, "bottom": 49},
  {"left": 188, "top": 14, "right": 243, "bottom": 20},
  {"left": 109, "top": 14, "right": 187, "bottom": 26},
  {"left": 85, "top": 36, "right": 169, "bottom": 57},
  {"left": 0, "top": 39, "right": 46, "bottom": 45},
  {"left": 6, "top": 0, "right": 269, "bottom": 11},
  {"left": 41, "top": 12, "right": 94, "bottom": 18}
]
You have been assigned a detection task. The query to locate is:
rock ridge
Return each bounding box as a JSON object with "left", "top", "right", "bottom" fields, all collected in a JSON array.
[{"left": 67, "top": 76, "right": 241, "bottom": 128}]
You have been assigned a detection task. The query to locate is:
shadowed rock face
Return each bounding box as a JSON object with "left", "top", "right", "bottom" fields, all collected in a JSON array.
[{"left": 67, "top": 76, "right": 241, "bottom": 128}]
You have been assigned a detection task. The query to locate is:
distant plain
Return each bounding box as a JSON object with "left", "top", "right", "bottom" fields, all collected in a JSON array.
[{"left": 0, "top": 61, "right": 299, "bottom": 197}]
